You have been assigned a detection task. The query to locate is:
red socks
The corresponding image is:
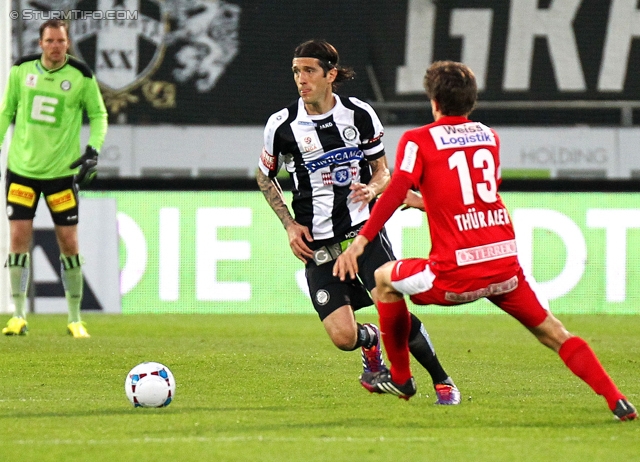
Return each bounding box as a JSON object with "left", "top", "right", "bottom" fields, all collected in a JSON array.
[
  {"left": 377, "top": 299, "right": 412, "bottom": 384},
  {"left": 377, "top": 306, "right": 625, "bottom": 408},
  {"left": 558, "top": 336, "right": 625, "bottom": 410}
]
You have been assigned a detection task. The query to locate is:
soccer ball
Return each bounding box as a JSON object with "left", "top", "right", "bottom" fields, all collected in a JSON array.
[{"left": 125, "top": 362, "right": 176, "bottom": 408}]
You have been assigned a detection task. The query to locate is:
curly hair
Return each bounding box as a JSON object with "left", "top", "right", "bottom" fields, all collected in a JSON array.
[{"left": 424, "top": 61, "right": 477, "bottom": 116}]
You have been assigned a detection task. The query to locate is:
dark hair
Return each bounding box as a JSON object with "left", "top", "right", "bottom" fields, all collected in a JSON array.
[
  {"left": 293, "top": 39, "right": 355, "bottom": 88},
  {"left": 39, "top": 19, "right": 70, "bottom": 40},
  {"left": 424, "top": 61, "right": 477, "bottom": 116}
]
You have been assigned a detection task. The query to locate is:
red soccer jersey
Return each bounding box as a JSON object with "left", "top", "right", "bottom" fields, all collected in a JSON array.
[{"left": 362, "top": 115, "right": 519, "bottom": 291}]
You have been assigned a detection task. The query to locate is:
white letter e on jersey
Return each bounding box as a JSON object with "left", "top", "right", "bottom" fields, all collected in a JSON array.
[{"left": 31, "top": 95, "right": 58, "bottom": 123}]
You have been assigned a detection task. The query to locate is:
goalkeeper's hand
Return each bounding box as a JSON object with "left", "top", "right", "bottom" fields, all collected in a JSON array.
[{"left": 70, "top": 146, "right": 98, "bottom": 188}]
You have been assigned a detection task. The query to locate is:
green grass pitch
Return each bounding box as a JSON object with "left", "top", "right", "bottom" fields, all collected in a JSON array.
[{"left": 0, "top": 313, "right": 638, "bottom": 461}]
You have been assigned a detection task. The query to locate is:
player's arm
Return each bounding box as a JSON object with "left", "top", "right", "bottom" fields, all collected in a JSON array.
[
  {"left": 71, "top": 75, "right": 108, "bottom": 187},
  {"left": 336, "top": 135, "right": 420, "bottom": 278},
  {"left": 256, "top": 168, "right": 294, "bottom": 229},
  {"left": 0, "top": 66, "right": 19, "bottom": 147},
  {"left": 333, "top": 234, "right": 369, "bottom": 281},
  {"left": 361, "top": 133, "right": 420, "bottom": 243},
  {"left": 334, "top": 173, "right": 413, "bottom": 280},
  {"left": 256, "top": 168, "right": 314, "bottom": 263},
  {"left": 84, "top": 75, "right": 108, "bottom": 150},
  {"left": 350, "top": 155, "right": 390, "bottom": 211}
]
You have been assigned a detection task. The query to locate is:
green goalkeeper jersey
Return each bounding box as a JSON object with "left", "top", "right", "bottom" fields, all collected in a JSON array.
[{"left": 0, "top": 54, "right": 108, "bottom": 179}]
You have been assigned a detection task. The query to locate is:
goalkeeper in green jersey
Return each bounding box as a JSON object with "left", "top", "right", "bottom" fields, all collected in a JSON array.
[{"left": 0, "top": 19, "right": 108, "bottom": 338}]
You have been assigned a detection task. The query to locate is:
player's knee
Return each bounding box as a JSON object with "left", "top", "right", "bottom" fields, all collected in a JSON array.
[
  {"left": 323, "top": 313, "right": 358, "bottom": 350},
  {"left": 532, "top": 314, "right": 571, "bottom": 352},
  {"left": 374, "top": 262, "right": 394, "bottom": 290}
]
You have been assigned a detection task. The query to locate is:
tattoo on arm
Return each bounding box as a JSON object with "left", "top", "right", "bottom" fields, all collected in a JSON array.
[{"left": 256, "top": 170, "right": 294, "bottom": 228}]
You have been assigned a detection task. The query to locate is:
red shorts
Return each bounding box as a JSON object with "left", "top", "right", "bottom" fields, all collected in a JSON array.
[{"left": 390, "top": 258, "right": 549, "bottom": 328}]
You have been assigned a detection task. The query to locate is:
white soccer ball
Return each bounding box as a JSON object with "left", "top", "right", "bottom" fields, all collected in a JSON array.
[{"left": 125, "top": 362, "right": 176, "bottom": 408}]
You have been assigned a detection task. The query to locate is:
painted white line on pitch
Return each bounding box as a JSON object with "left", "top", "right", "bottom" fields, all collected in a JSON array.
[{"left": 6, "top": 436, "right": 445, "bottom": 446}]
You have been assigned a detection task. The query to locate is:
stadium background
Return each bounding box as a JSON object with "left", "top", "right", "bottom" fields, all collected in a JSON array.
[{"left": 5, "top": 0, "right": 640, "bottom": 314}]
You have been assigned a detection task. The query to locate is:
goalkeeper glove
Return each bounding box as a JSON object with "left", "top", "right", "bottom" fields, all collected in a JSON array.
[{"left": 70, "top": 146, "right": 98, "bottom": 188}]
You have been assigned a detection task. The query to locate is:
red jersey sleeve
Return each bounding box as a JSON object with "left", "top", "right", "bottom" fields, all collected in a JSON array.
[
  {"left": 393, "top": 132, "right": 424, "bottom": 186},
  {"left": 360, "top": 133, "right": 420, "bottom": 242},
  {"left": 360, "top": 174, "right": 413, "bottom": 241}
]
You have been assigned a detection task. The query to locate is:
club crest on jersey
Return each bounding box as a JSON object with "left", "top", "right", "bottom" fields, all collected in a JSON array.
[
  {"left": 25, "top": 74, "right": 37, "bottom": 87},
  {"left": 342, "top": 126, "right": 357, "bottom": 141},
  {"left": 60, "top": 80, "right": 71, "bottom": 91}
]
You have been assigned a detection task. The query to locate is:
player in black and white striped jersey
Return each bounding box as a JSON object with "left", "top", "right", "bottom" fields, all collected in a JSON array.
[
  {"left": 256, "top": 39, "right": 459, "bottom": 403},
  {"left": 261, "top": 86, "right": 383, "bottom": 240}
]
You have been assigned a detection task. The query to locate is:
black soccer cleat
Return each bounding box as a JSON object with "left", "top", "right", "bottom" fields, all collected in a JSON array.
[
  {"left": 361, "top": 370, "right": 416, "bottom": 401},
  {"left": 613, "top": 399, "right": 638, "bottom": 421}
]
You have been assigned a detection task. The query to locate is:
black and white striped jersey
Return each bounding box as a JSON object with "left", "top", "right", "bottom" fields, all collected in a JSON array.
[{"left": 258, "top": 94, "right": 385, "bottom": 241}]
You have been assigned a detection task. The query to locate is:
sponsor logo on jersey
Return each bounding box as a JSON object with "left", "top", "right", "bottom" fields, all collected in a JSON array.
[
  {"left": 300, "top": 135, "right": 319, "bottom": 153},
  {"left": 260, "top": 147, "right": 277, "bottom": 171},
  {"left": 60, "top": 80, "right": 71, "bottom": 91},
  {"left": 455, "top": 239, "right": 517, "bottom": 266},
  {"left": 430, "top": 123, "right": 496, "bottom": 150},
  {"left": 445, "top": 275, "right": 518, "bottom": 303},
  {"left": 342, "top": 126, "right": 357, "bottom": 141},
  {"left": 305, "top": 146, "right": 363, "bottom": 173},
  {"left": 28, "top": 93, "right": 64, "bottom": 126},
  {"left": 25, "top": 74, "right": 37, "bottom": 87},
  {"left": 46, "top": 189, "right": 77, "bottom": 213},
  {"left": 303, "top": 144, "right": 318, "bottom": 153},
  {"left": 321, "top": 166, "right": 358, "bottom": 186},
  {"left": 297, "top": 120, "right": 315, "bottom": 126},
  {"left": 400, "top": 141, "right": 418, "bottom": 173},
  {"left": 8, "top": 183, "right": 36, "bottom": 207},
  {"left": 319, "top": 122, "right": 334, "bottom": 129},
  {"left": 332, "top": 166, "right": 353, "bottom": 186}
]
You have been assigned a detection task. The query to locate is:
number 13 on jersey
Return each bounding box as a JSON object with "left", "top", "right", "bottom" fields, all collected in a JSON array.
[{"left": 448, "top": 149, "right": 498, "bottom": 206}]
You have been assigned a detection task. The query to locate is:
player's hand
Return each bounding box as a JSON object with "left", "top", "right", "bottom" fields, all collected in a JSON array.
[
  {"left": 349, "top": 181, "right": 375, "bottom": 211},
  {"left": 402, "top": 189, "right": 425, "bottom": 211},
  {"left": 70, "top": 146, "right": 98, "bottom": 188},
  {"left": 333, "top": 235, "right": 368, "bottom": 281},
  {"left": 286, "top": 220, "right": 314, "bottom": 263}
]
